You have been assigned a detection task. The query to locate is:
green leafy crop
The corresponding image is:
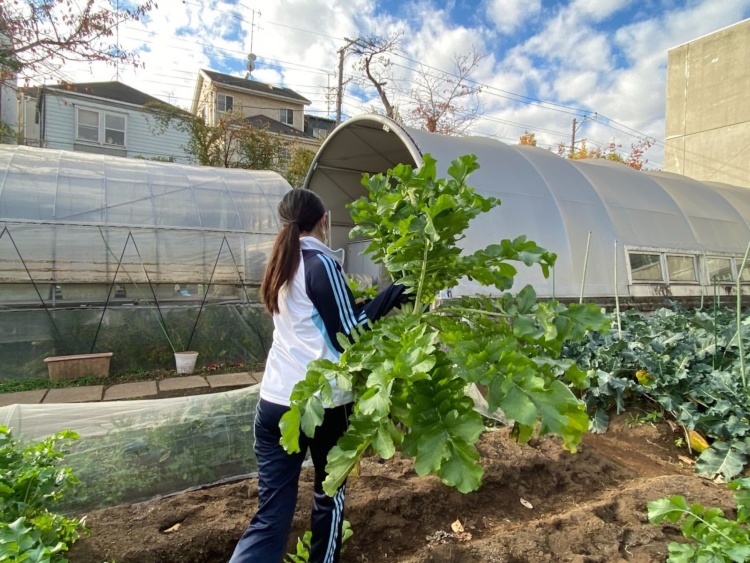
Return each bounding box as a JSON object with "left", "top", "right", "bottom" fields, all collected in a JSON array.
[
  {"left": 280, "top": 154, "right": 609, "bottom": 496},
  {"left": 648, "top": 478, "right": 750, "bottom": 562},
  {"left": 0, "top": 426, "right": 86, "bottom": 562}
]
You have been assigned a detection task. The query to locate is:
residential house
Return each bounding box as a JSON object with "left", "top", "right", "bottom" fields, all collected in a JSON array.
[
  {"left": 18, "top": 81, "right": 191, "bottom": 162},
  {"left": 304, "top": 114, "right": 336, "bottom": 140},
  {"left": 191, "top": 69, "right": 323, "bottom": 156}
]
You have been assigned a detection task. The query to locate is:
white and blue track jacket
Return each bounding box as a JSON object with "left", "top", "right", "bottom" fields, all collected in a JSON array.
[{"left": 260, "top": 236, "right": 406, "bottom": 407}]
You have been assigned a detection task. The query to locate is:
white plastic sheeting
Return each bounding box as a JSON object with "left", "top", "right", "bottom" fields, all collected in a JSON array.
[
  {"left": 306, "top": 115, "right": 750, "bottom": 299},
  {"left": 0, "top": 145, "right": 290, "bottom": 286}
]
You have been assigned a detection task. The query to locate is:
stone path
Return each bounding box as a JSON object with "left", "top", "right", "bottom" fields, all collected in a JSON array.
[{"left": 0, "top": 371, "right": 264, "bottom": 407}]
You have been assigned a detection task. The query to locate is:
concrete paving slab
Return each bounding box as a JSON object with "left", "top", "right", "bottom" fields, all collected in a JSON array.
[
  {"left": 44, "top": 386, "right": 104, "bottom": 404},
  {"left": 104, "top": 381, "right": 158, "bottom": 401},
  {"left": 0, "top": 389, "right": 47, "bottom": 407},
  {"left": 158, "top": 376, "right": 209, "bottom": 398},
  {"left": 251, "top": 371, "right": 264, "bottom": 384},
  {"left": 206, "top": 372, "right": 256, "bottom": 389}
]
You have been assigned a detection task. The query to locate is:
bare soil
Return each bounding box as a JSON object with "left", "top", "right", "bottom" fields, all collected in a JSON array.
[{"left": 68, "top": 414, "right": 736, "bottom": 563}]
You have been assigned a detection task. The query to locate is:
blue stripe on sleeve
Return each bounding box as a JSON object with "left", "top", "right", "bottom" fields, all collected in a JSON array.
[{"left": 317, "top": 254, "right": 357, "bottom": 334}]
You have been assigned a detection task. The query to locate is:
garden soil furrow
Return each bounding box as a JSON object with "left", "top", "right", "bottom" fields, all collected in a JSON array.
[{"left": 68, "top": 415, "right": 736, "bottom": 562}]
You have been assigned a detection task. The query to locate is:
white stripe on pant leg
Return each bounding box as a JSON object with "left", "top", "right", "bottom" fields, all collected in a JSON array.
[{"left": 324, "top": 487, "right": 345, "bottom": 563}]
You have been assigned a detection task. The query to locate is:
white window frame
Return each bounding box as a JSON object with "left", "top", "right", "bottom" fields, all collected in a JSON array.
[
  {"left": 627, "top": 251, "right": 665, "bottom": 284},
  {"left": 217, "top": 93, "right": 234, "bottom": 113},
  {"left": 76, "top": 107, "right": 127, "bottom": 147},
  {"left": 280, "top": 108, "right": 294, "bottom": 125}
]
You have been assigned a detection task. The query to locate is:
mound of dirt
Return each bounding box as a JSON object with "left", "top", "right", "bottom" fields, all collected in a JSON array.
[{"left": 68, "top": 415, "right": 735, "bottom": 563}]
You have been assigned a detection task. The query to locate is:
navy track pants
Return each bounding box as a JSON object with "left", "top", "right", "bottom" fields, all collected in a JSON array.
[{"left": 228, "top": 398, "right": 352, "bottom": 563}]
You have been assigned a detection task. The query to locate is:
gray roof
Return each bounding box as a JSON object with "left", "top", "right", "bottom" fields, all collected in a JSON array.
[
  {"left": 202, "top": 69, "right": 311, "bottom": 105},
  {"left": 40, "top": 81, "right": 169, "bottom": 107},
  {"left": 245, "top": 115, "right": 313, "bottom": 138}
]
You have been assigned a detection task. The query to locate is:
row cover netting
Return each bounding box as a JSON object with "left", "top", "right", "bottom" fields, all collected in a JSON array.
[{"left": 1, "top": 386, "right": 260, "bottom": 512}]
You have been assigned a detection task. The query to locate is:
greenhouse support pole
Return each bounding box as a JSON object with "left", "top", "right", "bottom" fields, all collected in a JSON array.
[
  {"left": 225, "top": 238, "right": 252, "bottom": 304},
  {"left": 91, "top": 234, "right": 130, "bottom": 353},
  {"left": 736, "top": 239, "right": 750, "bottom": 390},
  {"left": 186, "top": 236, "right": 227, "bottom": 351},
  {"left": 98, "top": 228, "right": 176, "bottom": 352},
  {"left": 614, "top": 240, "right": 622, "bottom": 339},
  {"left": 551, "top": 265, "right": 555, "bottom": 300},
  {"left": 579, "top": 230, "right": 592, "bottom": 304},
  {"left": 0, "top": 227, "right": 64, "bottom": 343}
]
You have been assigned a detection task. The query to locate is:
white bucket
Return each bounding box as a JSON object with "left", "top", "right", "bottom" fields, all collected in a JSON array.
[{"left": 174, "top": 351, "right": 199, "bottom": 374}]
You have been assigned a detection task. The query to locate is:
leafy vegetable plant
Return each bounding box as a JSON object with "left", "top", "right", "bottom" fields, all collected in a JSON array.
[
  {"left": 648, "top": 478, "right": 750, "bottom": 562},
  {"left": 280, "top": 154, "right": 608, "bottom": 495},
  {"left": 286, "top": 520, "right": 352, "bottom": 562},
  {"left": 566, "top": 306, "right": 750, "bottom": 481},
  {"left": 0, "top": 426, "right": 86, "bottom": 562}
]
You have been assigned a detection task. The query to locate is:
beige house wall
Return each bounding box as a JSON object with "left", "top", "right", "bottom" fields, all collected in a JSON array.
[
  {"left": 195, "top": 82, "right": 306, "bottom": 131},
  {"left": 665, "top": 19, "right": 750, "bottom": 187}
]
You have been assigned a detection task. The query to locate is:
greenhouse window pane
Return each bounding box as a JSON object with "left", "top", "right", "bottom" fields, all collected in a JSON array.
[
  {"left": 737, "top": 257, "right": 750, "bottom": 282},
  {"left": 666, "top": 255, "right": 697, "bottom": 282},
  {"left": 706, "top": 256, "right": 733, "bottom": 283},
  {"left": 629, "top": 253, "right": 663, "bottom": 282}
]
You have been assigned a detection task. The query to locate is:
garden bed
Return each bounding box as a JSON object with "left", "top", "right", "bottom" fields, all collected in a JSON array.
[{"left": 68, "top": 414, "right": 735, "bottom": 562}]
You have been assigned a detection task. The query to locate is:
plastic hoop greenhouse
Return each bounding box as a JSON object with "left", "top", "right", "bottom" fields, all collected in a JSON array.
[{"left": 0, "top": 145, "right": 288, "bottom": 380}]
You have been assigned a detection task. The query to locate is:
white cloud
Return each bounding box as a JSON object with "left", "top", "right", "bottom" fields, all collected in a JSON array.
[
  {"left": 571, "top": 0, "right": 631, "bottom": 22},
  {"left": 486, "top": 0, "right": 542, "bottom": 35}
]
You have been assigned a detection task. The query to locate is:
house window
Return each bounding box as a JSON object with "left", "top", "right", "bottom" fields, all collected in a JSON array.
[
  {"left": 77, "top": 109, "right": 99, "bottom": 142},
  {"left": 277, "top": 146, "right": 291, "bottom": 171},
  {"left": 628, "top": 252, "right": 663, "bottom": 282},
  {"left": 706, "top": 256, "right": 734, "bottom": 283},
  {"left": 218, "top": 94, "right": 233, "bottom": 113},
  {"left": 76, "top": 108, "right": 126, "bottom": 146},
  {"left": 105, "top": 114, "right": 126, "bottom": 146},
  {"left": 280, "top": 108, "right": 293, "bottom": 125},
  {"left": 666, "top": 254, "right": 697, "bottom": 282}
]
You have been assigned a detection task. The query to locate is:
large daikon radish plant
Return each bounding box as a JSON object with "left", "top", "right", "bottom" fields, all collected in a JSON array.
[{"left": 281, "top": 154, "right": 608, "bottom": 495}]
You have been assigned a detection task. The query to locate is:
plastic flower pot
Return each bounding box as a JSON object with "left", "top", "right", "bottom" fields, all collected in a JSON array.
[{"left": 174, "top": 351, "right": 199, "bottom": 374}]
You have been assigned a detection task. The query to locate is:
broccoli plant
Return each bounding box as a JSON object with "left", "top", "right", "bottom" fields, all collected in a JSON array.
[{"left": 280, "top": 154, "right": 609, "bottom": 495}]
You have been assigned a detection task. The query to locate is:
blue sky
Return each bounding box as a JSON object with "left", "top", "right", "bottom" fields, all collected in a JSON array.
[{"left": 43, "top": 0, "right": 750, "bottom": 169}]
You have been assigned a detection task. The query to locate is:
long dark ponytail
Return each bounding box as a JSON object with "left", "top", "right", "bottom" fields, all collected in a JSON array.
[{"left": 261, "top": 189, "right": 326, "bottom": 314}]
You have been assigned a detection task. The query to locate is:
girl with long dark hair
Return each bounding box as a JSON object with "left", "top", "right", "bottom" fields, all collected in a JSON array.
[{"left": 229, "top": 189, "right": 405, "bottom": 563}]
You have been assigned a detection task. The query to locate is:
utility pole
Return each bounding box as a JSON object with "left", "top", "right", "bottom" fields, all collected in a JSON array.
[
  {"left": 336, "top": 37, "right": 359, "bottom": 126},
  {"left": 570, "top": 117, "right": 577, "bottom": 158},
  {"left": 570, "top": 113, "right": 597, "bottom": 158}
]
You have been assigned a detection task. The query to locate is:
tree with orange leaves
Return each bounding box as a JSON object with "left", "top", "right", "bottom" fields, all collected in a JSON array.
[{"left": 519, "top": 131, "right": 537, "bottom": 146}]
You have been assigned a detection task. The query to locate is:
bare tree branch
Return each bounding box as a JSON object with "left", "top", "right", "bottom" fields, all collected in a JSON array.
[
  {"left": 350, "top": 33, "right": 402, "bottom": 120},
  {"left": 407, "top": 49, "right": 486, "bottom": 135},
  {"left": 1, "top": 0, "right": 155, "bottom": 81}
]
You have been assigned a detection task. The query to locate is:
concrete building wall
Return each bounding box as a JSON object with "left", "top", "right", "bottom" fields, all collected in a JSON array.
[{"left": 665, "top": 18, "right": 750, "bottom": 187}]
